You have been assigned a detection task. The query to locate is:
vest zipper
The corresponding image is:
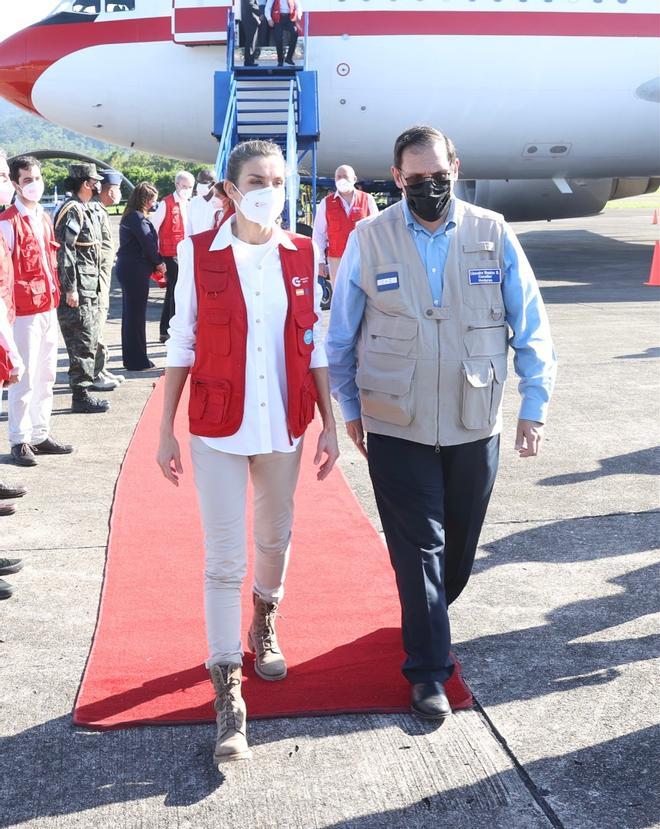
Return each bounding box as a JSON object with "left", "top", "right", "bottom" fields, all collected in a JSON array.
[
  {"left": 467, "top": 324, "right": 506, "bottom": 331},
  {"left": 435, "top": 319, "right": 442, "bottom": 452}
]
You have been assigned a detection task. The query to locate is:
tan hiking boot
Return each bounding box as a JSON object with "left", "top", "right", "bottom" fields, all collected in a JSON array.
[
  {"left": 248, "top": 593, "right": 287, "bottom": 681},
  {"left": 209, "top": 663, "right": 252, "bottom": 764}
]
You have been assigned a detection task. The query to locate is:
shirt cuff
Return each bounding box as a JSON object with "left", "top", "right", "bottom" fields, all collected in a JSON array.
[
  {"left": 310, "top": 343, "right": 328, "bottom": 369},
  {"left": 339, "top": 397, "right": 362, "bottom": 422},
  {"left": 165, "top": 343, "right": 195, "bottom": 368},
  {"left": 519, "top": 397, "right": 548, "bottom": 424}
]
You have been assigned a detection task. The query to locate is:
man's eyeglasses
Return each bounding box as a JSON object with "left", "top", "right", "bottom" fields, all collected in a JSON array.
[{"left": 397, "top": 169, "right": 453, "bottom": 188}]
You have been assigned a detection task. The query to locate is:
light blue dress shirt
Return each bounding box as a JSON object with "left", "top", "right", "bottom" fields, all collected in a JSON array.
[{"left": 326, "top": 198, "right": 557, "bottom": 426}]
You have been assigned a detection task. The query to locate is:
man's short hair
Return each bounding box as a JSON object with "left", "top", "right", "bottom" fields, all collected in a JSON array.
[
  {"left": 9, "top": 155, "right": 41, "bottom": 183},
  {"left": 393, "top": 126, "right": 457, "bottom": 169},
  {"left": 197, "top": 168, "right": 215, "bottom": 184},
  {"left": 175, "top": 170, "right": 195, "bottom": 187}
]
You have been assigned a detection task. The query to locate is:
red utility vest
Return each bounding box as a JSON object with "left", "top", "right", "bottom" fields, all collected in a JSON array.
[
  {"left": 271, "top": 0, "right": 298, "bottom": 22},
  {"left": 2, "top": 206, "right": 60, "bottom": 316},
  {"left": 158, "top": 193, "right": 185, "bottom": 257},
  {"left": 0, "top": 235, "right": 15, "bottom": 381},
  {"left": 325, "top": 189, "right": 371, "bottom": 258},
  {"left": 189, "top": 229, "right": 318, "bottom": 440}
]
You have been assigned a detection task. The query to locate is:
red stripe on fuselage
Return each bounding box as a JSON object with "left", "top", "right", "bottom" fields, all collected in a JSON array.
[{"left": 308, "top": 10, "right": 660, "bottom": 38}]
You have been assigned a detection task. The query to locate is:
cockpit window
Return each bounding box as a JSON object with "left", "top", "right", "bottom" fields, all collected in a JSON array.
[
  {"left": 106, "top": 1, "right": 135, "bottom": 10},
  {"left": 46, "top": 0, "right": 135, "bottom": 15},
  {"left": 72, "top": 1, "right": 100, "bottom": 11}
]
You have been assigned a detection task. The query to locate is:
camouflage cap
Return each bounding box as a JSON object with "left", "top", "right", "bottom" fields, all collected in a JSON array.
[{"left": 68, "top": 162, "right": 103, "bottom": 181}]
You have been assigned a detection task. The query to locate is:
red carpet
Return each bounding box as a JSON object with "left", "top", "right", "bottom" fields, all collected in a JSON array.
[{"left": 73, "top": 381, "right": 472, "bottom": 729}]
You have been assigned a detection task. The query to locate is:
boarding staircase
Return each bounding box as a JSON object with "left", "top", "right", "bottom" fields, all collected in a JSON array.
[{"left": 213, "top": 11, "right": 320, "bottom": 229}]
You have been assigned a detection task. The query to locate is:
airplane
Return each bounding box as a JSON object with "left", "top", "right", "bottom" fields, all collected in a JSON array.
[{"left": 0, "top": 0, "right": 658, "bottom": 220}]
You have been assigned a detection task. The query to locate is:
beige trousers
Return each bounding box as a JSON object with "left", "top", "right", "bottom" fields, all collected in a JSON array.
[
  {"left": 190, "top": 436, "right": 304, "bottom": 668},
  {"left": 328, "top": 256, "right": 342, "bottom": 283}
]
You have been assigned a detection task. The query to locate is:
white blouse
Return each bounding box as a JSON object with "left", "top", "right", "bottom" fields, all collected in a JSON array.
[{"left": 167, "top": 218, "right": 327, "bottom": 455}]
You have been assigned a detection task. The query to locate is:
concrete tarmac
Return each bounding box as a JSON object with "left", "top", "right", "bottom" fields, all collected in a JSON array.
[{"left": 0, "top": 202, "right": 658, "bottom": 829}]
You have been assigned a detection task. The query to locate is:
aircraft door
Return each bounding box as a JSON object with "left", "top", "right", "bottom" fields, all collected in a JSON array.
[{"left": 172, "top": 0, "right": 232, "bottom": 45}]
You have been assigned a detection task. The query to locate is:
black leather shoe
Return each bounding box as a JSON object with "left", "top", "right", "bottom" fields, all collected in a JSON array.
[
  {"left": 0, "top": 579, "right": 13, "bottom": 600},
  {"left": 0, "top": 481, "right": 27, "bottom": 500},
  {"left": 31, "top": 437, "right": 74, "bottom": 455},
  {"left": 71, "top": 390, "right": 110, "bottom": 414},
  {"left": 10, "top": 443, "right": 37, "bottom": 467},
  {"left": 410, "top": 682, "right": 452, "bottom": 722},
  {"left": 0, "top": 558, "right": 23, "bottom": 576},
  {"left": 0, "top": 503, "right": 16, "bottom": 517}
]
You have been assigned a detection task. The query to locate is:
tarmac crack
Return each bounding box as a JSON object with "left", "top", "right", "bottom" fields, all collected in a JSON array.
[{"left": 471, "top": 697, "right": 566, "bottom": 829}]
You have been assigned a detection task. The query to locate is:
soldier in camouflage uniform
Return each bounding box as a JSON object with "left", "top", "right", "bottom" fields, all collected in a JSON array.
[
  {"left": 54, "top": 163, "right": 110, "bottom": 414},
  {"left": 90, "top": 168, "right": 124, "bottom": 391}
]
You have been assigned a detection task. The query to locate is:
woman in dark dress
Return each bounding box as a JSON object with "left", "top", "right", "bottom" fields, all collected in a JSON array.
[{"left": 116, "top": 182, "right": 165, "bottom": 370}]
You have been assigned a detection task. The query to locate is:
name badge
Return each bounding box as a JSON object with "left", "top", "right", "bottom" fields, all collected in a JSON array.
[
  {"left": 376, "top": 271, "right": 400, "bottom": 291},
  {"left": 469, "top": 268, "right": 502, "bottom": 285}
]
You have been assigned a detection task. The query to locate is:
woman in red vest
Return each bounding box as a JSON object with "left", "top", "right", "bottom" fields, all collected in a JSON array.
[{"left": 157, "top": 139, "right": 339, "bottom": 767}]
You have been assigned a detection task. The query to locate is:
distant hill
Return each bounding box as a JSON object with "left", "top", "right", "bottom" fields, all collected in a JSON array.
[{"left": 0, "top": 100, "right": 125, "bottom": 159}]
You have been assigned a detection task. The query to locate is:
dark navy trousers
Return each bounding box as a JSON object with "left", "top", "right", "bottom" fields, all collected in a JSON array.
[{"left": 367, "top": 432, "right": 500, "bottom": 685}]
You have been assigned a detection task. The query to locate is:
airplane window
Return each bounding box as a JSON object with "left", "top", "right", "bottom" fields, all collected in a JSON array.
[
  {"left": 106, "top": 1, "right": 135, "bottom": 10},
  {"left": 72, "top": 1, "right": 100, "bottom": 11}
]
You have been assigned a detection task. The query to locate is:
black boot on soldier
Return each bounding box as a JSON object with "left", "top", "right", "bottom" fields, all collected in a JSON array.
[{"left": 71, "top": 388, "right": 110, "bottom": 414}]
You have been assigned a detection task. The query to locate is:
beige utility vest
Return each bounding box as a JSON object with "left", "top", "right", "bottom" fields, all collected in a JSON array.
[{"left": 355, "top": 198, "right": 509, "bottom": 447}]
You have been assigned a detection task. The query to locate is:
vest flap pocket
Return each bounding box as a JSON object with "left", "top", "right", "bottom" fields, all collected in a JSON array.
[
  {"left": 491, "top": 353, "right": 508, "bottom": 384},
  {"left": 463, "top": 359, "right": 493, "bottom": 388},
  {"left": 357, "top": 354, "right": 415, "bottom": 426},
  {"left": 294, "top": 309, "right": 317, "bottom": 354},
  {"left": 207, "top": 308, "right": 231, "bottom": 325},
  {"left": 201, "top": 272, "right": 228, "bottom": 295},
  {"left": 189, "top": 377, "right": 231, "bottom": 425},
  {"left": 294, "top": 309, "right": 318, "bottom": 328},
  {"left": 29, "top": 280, "right": 47, "bottom": 296},
  {"left": 463, "top": 242, "right": 495, "bottom": 253},
  {"left": 367, "top": 316, "right": 417, "bottom": 356},
  {"left": 357, "top": 353, "right": 415, "bottom": 396}
]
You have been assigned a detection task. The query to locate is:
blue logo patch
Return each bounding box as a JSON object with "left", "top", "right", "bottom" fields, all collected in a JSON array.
[
  {"left": 303, "top": 329, "right": 313, "bottom": 345},
  {"left": 469, "top": 268, "right": 502, "bottom": 285},
  {"left": 376, "top": 271, "right": 400, "bottom": 292}
]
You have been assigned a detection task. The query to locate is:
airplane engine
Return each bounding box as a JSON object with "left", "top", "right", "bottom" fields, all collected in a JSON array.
[{"left": 455, "top": 178, "right": 615, "bottom": 222}]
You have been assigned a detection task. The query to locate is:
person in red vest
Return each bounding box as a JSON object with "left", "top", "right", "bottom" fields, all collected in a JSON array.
[
  {"left": 0, "top": 149, "right": 28, "bottom": 522},
  {"left": 151, "top": 170, "right": 194, "bottom": 343},
  {"left": 0, "top": 156, "right": 73, "bottom": 467},
  {"left": 265, "top": 0, "right": 302, "bottom": 66},
  {"left": 156, "top": 139, "right": 339, "bottom": 767},
  {"left": 312, "top": 165, "right": 379, "bottom": 285}
]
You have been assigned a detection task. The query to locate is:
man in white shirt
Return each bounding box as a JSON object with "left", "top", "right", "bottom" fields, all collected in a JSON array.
[
  {"left": 185, "top": 169, "right": 218, "bottom": 237},
  {"left": 0, "top": 156, "right": 73, "bottom": 466},
  {"left": 265, "top": 0, "right": 302, "bottom": 66},
  {"left": 312, "top": 165, "right": 379, "bottom": 285},
  {"left": 152, "top": 170, "right": 194, "bottom": 343}
]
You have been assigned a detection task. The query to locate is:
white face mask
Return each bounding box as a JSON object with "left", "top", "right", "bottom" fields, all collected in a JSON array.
[
  {"left": 109, "top": 188, "right": 122, "bottom": 206},
  {"left": 336, "top": 178, "right": 354, "bottom": 194},
  {"left": 0, "top": 180, "right": 14, "bottom": 205},
  {"left": 234, "top": 185, "right": 285, "bottom": 228},
  {"left": 20, "top": 180, "right": 45, "bottom": 203},
  {"left": 178, "top": 187, "right": 193, "bottom": 201},
  {"left": 196, "top": 182, "right": 211, "bottom": 198},
  {"left": 211, "top": 196, "right": 224, "bottom": 209}
]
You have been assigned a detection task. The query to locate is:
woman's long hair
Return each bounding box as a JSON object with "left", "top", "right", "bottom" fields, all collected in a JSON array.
[{"left": 121, "top": 182, "right": 158, "bottom": 224}]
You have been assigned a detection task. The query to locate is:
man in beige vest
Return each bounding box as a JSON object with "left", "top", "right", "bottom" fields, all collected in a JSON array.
[{"left": 327, "top": 125, "right": 556, "bottom": 723}]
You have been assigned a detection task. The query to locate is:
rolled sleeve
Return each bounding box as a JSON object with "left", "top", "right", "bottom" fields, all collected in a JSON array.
[
  {"left": 502, "top": 225, "right": 557, "bottom": 423},
  {"left": 166, "top": 238, "right": 197, "bottom": 367},
  {"left": 310, "top": 240, "right": 328, "bottom": 369},
  {"left": 311, "top": 198, "right": 328, "bottom": 260},
  {"left": 326, "top": 230, "right": 366, "bottom": 422}
]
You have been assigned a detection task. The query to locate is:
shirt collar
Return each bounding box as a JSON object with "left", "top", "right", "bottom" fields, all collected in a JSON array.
[
  {"left": 15, "top": 199, "right": 42, "bottom": 220},
  {"left": 209, "top": 216, "right": 298, "bottom": 252},
  {"left": 402, "top": 196, "right": 456, "bottom": 237}
]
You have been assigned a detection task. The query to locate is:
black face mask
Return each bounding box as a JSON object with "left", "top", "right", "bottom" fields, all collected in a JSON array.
[{"left": 404, "top": 178, "right": 451, "bottom": 223}]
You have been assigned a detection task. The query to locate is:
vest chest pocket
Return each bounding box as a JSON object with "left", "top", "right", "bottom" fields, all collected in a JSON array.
[
  {"left": 461, "top": 355, "right": 507, "bottom": 430},
  {"left": 366, "top": 317, "right": 417, "bottom": 357},
  {"left": 357, "top": 352, "right": 415, "bottom": 426},
  {"left": 294, "top": 309, "right": 318, "bottom": 356},
  {"left": 21, "top": 242, "right": 41, "bottom": 273},
  {"left": 465, "top": 322, "right": 507, "bottom": 357},
  {"left": 206, "top": 308, "right": 232, "bottom": 356},
  {"left": 28, "top": 279, "right": 47, "bottom": 307},
  {"left": 190, "top": 377, "right": 231, "bottom": 425}
]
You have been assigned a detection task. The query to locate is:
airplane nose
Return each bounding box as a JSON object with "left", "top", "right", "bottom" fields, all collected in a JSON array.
[{"left": 0, "top": 26, "right": 44, "bottom": 115}]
